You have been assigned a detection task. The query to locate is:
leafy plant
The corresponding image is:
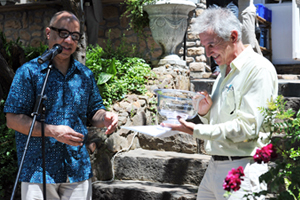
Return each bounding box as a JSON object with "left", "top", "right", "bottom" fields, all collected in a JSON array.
[
  {"left": 121, "top": 0, "right": 157, "bottom": 35},
  {"left": 100, "top": 29, "right": 142, "bottom": 60},
  {"left": 0, "top": 31, "right": 47, "bottom": 72},
  {"left": 0, "top": 99, "right": 17, "bottom": 198},
  {"left": 0, "top": 32, "right": 22, "bottom": 67},
  {"left": 86, "top": 45, "right": 155, "bottom": 107},
  {"left": 257, "top": 96, "right": 300, "bottom": 199},
  {"left": 23, "top": 42, "right": 48, "bottom": 62},
  {"left": 0, "top": 35, "right": 47, "bottom": 198}
]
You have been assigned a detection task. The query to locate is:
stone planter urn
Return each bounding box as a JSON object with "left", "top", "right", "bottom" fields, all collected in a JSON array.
[{"left": 143, "top": 0, "right": 196, "bottom": 68}]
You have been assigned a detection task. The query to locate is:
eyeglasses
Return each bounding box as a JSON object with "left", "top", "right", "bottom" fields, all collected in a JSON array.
[{"left": 49, "top": 26, "right": 82, "bottom": 41}]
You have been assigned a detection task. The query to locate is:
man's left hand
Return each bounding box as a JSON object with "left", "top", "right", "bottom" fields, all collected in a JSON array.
[
  {"left": 161, "top": 116, "right": 195, "bottom": 135},
  {"left": 103, "top": 112, "right": 118, "bottom": 135}
]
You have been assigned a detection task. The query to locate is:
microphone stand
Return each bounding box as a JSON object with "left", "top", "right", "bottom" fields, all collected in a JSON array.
[{"left": 10, "top": 60, "right": 54, "bottom": 200}]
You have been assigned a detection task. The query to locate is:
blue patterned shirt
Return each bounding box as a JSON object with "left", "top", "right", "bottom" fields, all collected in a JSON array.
[{"left": 4, "top": 57, "right": 106, "bottom": 183}]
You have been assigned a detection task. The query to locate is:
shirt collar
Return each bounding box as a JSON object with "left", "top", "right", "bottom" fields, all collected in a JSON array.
[
  {"left": 230, "top": 45, "right": 253, "bottom": 71},
  {"left": 219, "top": 45, "right": 253, "bottom": 77},
  {"left": 40, "top": 55, "right": 77, "bottom": 75}
]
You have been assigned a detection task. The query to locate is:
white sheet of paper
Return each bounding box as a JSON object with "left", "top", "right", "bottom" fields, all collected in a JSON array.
[{"left": 121, "top": 125, "right": 178, "bottom": 138}]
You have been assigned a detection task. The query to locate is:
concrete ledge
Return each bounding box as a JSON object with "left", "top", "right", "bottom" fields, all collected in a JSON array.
[{"left": 191, "top": 78, "right": 300, "bottom": 97}]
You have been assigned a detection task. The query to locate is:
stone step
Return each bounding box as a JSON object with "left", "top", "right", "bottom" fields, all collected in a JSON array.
[
  {"left": 137, "top": 132, "right": 200, "bottom": 154},
  {"left": 92, "top": 180, "right": 198, "bottom": 200},
  {"left": 113, "top": 148, "right": 210, "bottom": 186},
  {"left": 277, "top": 74, "right": 300, "bottom": 80},
  {"left": 190, "top": 76, "right": 300, "bottom": 97}
]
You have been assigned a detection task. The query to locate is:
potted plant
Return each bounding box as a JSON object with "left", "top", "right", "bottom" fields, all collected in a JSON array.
[
  {"left": 122, "top": 0, "right": 196, "bottom": 68},
  {"left": 122, "top": 0, "right": 156, "bottom": 35}
]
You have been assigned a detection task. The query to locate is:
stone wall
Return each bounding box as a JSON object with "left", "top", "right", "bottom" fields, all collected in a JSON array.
[
  {"left": 1, "top": 1, "right": 299, "bottom": 76},
  {"left": 179, "top": 1, "right": 212, "bottom": 79},
  {"left": 97, "top": 3, "right": 163, "bottom": 64},
  {"left": 99, "top": 1, "right": 211, "bottom": 73},
  {"left": 0, "top": 1, "right": 210, "bottom": 72},
  {"left": 0, "top": 3, "right": 60, "bottom": 47}
]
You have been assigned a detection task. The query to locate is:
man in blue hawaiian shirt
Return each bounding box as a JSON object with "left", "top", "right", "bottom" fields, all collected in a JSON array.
[{"left": 4, "top": 10, "right": 118, "bottom": 200}]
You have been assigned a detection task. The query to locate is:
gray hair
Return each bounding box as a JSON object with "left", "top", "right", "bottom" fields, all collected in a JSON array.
[{"left": 191, "top": 7, "right": 242, "bottom": 41}]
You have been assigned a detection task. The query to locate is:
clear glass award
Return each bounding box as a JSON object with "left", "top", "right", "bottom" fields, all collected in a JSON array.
[{"left": 154, "top": 89, "right": 205, "bottom": 124}]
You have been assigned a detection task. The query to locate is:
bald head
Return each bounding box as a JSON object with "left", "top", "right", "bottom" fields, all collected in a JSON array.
[
  {"left": 49, "top": 11, "right": 80, "bottom": 31},
  {"left": 45, "top": 10, "right": 81, "bottom": 66}
]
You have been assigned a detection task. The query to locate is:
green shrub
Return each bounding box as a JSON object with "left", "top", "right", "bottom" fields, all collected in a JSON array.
[
  {"left": 86, "top": 45, "right": 155, "bottom": 107},
  {"left": 0, "top": 32, "right": 22, "bottom": 68},
  {"left": 0, "top": 33, "right": 46, "bottom": 198},
  {"left": 23, "top": 42, "right": 48, "bottom": 62},
  {"left": 0, "top": 100, "right": 17, "bottom": 198},
  {"left": 0, "top": 32, "right": 47, "bottom": 70},
  {"left": 257, "top": 96, "right": 300, "bottom": 199},
  {"left": 121, "top": 0, "right": 157, "bottom": 35}
]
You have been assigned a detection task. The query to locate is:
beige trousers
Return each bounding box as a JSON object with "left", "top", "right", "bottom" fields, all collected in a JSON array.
[
  {"left": 21, "top": 178, "right": 92, "bottom": 200},
  {"left": 197, "top": 157, "right": 268, "bottom": 200}
]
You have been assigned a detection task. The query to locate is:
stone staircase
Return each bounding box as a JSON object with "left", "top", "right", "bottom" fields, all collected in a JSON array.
[
  {"left": 92, "top": 148, "right": 210, "bottom": 200},
  {"left": 91, "top": 74, "right": 300, "bottom": 200}
]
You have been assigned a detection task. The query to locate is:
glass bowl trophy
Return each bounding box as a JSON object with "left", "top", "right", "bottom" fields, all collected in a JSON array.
[
  {"left": 154, "top": 89, "right": 205, "bottom": 124},
  {"left": 121, "top": 89, "right": 204, "bottom": 138}
]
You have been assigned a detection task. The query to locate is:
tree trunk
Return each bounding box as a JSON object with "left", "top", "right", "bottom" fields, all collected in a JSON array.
[{"left": 61, "top": 0, "right": 87, "bottom": 65}]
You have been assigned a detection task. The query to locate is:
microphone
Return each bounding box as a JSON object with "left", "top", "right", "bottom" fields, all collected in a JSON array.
[{"left": 38, "top": 44, "right": 63, "bottom": 64}]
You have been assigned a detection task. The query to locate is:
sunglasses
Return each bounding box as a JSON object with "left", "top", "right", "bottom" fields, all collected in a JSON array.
[{"left": 49, "top": 26, "right": 82, "bottom": 41}]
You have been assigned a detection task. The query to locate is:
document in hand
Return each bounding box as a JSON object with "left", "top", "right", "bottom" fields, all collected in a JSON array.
[{"left": 121, "top": 125, "right": 179, "bottom": 138}]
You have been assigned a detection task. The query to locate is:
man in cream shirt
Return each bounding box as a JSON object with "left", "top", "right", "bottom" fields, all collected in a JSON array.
[{"left": 162, "top": 7, "right": 278, "bottom": 200}]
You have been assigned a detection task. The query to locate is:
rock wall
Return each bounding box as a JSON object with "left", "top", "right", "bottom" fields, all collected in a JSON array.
[
  {"left": 0, "top": 4, "right": 59, "bottom": 47},
  {"left": 0, "top": 1, "right": 211, "bottom": 73},
  {"left": 179, "top": 1, "right": 212, "bottom": 79}
]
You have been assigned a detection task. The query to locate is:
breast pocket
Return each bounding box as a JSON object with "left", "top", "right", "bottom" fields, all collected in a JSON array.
[{"left": 222, "top": 85, "right": 239, "bottom": 115}]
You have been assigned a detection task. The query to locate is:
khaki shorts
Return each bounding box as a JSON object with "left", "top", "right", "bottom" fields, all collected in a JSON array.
[{"left": 21, "top": 178, "right": 92, "bottom": 200}]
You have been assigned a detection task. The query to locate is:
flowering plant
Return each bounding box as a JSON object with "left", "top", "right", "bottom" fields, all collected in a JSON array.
[
  {"left": 223, "top": 166, "right": 245, "bottom": 192},
  {"left": 253, "top": 143, "right": 278, "bottom": 164},
  {"left": 224, "top": 96, "right": 300, "bottom": 199}
]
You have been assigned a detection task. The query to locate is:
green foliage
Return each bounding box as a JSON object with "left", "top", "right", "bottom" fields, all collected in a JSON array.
[
  {"left": 0, "top": 32, "right": 46, "bottom": 198},
  {"left": 257, "top": 96, "right": 300, "bottom": 199},
  {"left": 0, "top": 31, "right": 47, "bottom": 71},
  {"left": 23, "top": 42, "right": 48, "bottom": 62},
  {"left": 86, "top": 44, "right": 155, "bottom": 107},
  {"left": 0, "top": 32, "right": 22, "bottom": 67},
  {"left": 100, "top": 29, "right": 142, "bottom": 60},
  {"left": 121, "top": 0, "right": 157, "bottom": 34},
  {"left": 0, "top": 100, "right": 17, "bottom": 198}
]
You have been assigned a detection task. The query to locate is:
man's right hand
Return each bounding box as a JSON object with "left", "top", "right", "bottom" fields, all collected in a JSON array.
[
  {"left": 46, "top": 124, "right": 84, "bottom": 146},
  {"left": 6, "top": 113, "right": 84, "bottom": 146},
  {"left": 198, "top": 91, "right": 213, "bottom": 116}
]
